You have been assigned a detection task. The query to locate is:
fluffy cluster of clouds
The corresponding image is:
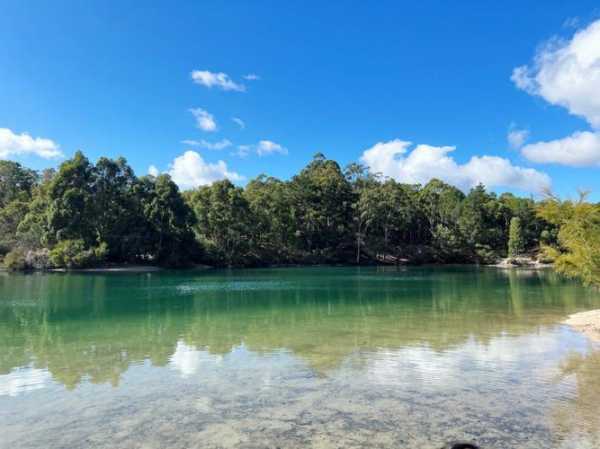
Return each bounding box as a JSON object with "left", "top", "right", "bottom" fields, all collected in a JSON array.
[
  {"left": 169, "top": 69, "right": 290, "bottom": 188},
  {"left": 512, "top": 19, "right": 600, "bottom": 166},
  {"left": 0, "top": 128, "right": 63, "bottom": 159},
  {"left": 360, "top": 139, "right": 551, "bottom": 194},
  {"left": 149, "top": 150, "right": 244, "bottom": 189}
]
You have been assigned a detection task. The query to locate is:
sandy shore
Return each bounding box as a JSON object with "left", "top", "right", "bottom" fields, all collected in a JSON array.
[{"left": 564, "top": 310, "right": 600, "bottom": 342}]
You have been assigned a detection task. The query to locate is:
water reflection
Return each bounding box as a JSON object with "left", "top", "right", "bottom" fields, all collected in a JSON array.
[
  {"left": 1, "top": 267, "right": 599, "bottom": 448},
  {"left": 0, "top": 268, "right": 597, "bottom": 386}
]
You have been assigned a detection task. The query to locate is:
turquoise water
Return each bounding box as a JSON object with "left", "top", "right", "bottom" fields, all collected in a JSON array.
[{"left": 1, "top": 266, "right": 599, "bottom": 448}]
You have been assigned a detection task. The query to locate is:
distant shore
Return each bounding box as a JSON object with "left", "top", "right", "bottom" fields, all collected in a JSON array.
[
  {"left": 1, "top": 261, "right": 552, "bottom": 273},
  {"left": 0, "top": 264, "right": 214, "bottom": 273},
  {"left": 564, "top": 310, "right": 600, "bottom": 343},
  {"left": 49, "top": 265, "right": 164, "bottom": 273}
]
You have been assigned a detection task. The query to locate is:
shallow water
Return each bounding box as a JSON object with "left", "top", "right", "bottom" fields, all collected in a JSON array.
[{"left": 1, "top": 266, "right": 600, "bottom": 448}]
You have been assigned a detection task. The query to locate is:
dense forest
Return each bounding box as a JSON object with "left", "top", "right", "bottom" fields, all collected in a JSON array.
[{"left": 0, "top": 152, "right": 598, "bottom": 281}]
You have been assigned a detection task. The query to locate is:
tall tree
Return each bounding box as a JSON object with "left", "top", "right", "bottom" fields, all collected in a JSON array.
[
  {"left": 188, "top": 180, "right": 252, "bottom": 266},
  {"left": 46, "top": 151, "right": 96, "bottom": 246},
  {"left": 244, "top": 175, "right": 294, "bottom": 263},
  {"left": 92, "top": 157, "right": 143, "bottom": 261},
  {"left": 289, "top": 154, "right": 354, "bottom": 261},
  {"left": 0, "top": 160, "right": 38, "bottom": 208},
  {"left": 140, "top": 174, "right": 198, "bottom": 266},
  {"left": 508, "top": 217, "right": 525, "bottom": 257}
]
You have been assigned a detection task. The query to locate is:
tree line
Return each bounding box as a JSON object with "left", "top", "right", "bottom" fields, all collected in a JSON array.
[{"left": 0, "top": 151, "right": 593, "bottom": 275}]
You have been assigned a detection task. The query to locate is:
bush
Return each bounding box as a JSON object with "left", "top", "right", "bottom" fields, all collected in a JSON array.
[
  {"left": 3, "top": 249, "right": 27, "bottom": 271},
  {"left": 49, "top": 240, "right": 108, "bottom": 268},
  {"left": 25, "top": 249, "right": 51, "bottom": 270},
  {"left": 474, "top": 244, "right": 499, "bottom": 264}
]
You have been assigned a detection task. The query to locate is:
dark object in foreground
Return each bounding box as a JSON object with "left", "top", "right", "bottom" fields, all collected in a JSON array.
[{"left": 442, "top": 442, "right": 480, "bottom": 449}]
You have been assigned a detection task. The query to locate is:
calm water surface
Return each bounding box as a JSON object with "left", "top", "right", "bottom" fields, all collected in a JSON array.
[{"left": 1, "top": 266, "right": 600, "bottom": 448}]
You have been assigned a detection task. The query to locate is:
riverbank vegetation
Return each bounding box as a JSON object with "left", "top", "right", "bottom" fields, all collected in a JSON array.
[
  {"left": 0, "top": 152, "right": 579, "bottom": 271},
  {"left": 537, "top": 194, "right": 600, "bottom": 286}
]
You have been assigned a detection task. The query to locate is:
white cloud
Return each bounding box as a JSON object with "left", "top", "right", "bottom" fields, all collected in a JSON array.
[
  {"left": 190, "top": 70, "right": 245, "bottom": 92},
  {"left": 521, "top": 130, "right": 600, "bottom": 166},
  {"left": 148, "top": 165, "right": 160, "bottom": 176},
  {"left": 257, "top": 140, "right": 288, "bottom": 156},
  {"left": 360, "top": 139, "right": 551, "bottom": 194},
  {"left": 232, "top": 140, "right": 288, "bottom": 158},
  {"left": 0, "top": 128, "right": 63, "bottom": 159},
  {"left": 166, "top": 150, "right": 244, "bottom": 189},
  {"left": 232, "top": 117, "right": 245, "bottom": 129},
  {"left": 233, "top": 145, "right": 252, "bottom": 158},
  {"left": 181, "top": 138, "right": 232, "bottom": 150},
  {"left": 507, "top": 127, "right": 529, "bottom": 149},
  {"left": 511, "top": 19, "right": 600, "bottom": 128},
  {"left": 243, "top": 73, "right": 260, "bottom": 81},
  {"left": 190, "top": 108, "right": 217, "bottom": 132}
]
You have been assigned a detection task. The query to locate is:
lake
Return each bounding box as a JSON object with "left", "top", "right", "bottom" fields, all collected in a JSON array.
[{"left": 1, "top": 266, "right": 599, "bottom": 448}]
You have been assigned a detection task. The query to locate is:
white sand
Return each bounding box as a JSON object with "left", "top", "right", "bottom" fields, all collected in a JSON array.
[{"left": 564, "top": 310, "right": 600, "bottom": 342}]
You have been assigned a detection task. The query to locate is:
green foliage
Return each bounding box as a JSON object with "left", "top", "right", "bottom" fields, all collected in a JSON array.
[
  {"left": 3, "top": 249, "right": 27, "bottom": 271},
  {"left": 244, "top": 176, "right": 295, "bottom": 264},
  {"left": 288, "top": 154, "right": 354, "bottom": 262},
  {"left": 0, "top": 160, "right": 38, "bottom": 209},
  {"left": 537, "top": 195, "right": 600, "bottom": 286},
  {"left": 140, "top": 174, "right": 199, "bottom": 267},
  {"left": 49, "top": 239, "right": 108, "bottom": 269},
  {"left": 508, "top": 217, "right": 525, "bottom": 257},
  {"left": 0, "top": 200, "right": 30, "bottom": 251},
  {"left": 188, "top": 180, "right": 251, "bottom": 266},
  {"left": 3, "top": 150, "right": 587, "bottom": 274}
]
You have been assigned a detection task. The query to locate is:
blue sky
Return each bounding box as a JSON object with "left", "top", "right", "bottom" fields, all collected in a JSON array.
[{"left": 1, "top": 1, "right": 599, "bottom": 198}]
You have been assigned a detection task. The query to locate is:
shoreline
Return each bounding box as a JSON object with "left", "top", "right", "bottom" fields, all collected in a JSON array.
[
  {"left": 1, "top": 262, "right": 552, "bottom": 273},
  {"left": 564, "top": 310, "right": 600, "bottom": 343}
]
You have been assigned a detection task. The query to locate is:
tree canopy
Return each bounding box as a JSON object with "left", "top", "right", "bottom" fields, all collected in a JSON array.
[{"left": 0, "top": 151, "right": 568, "bottom": 271}]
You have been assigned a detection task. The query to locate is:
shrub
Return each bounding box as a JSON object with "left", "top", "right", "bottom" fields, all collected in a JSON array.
[
  {"left": 3, "top": 249, "right": 27, "bottom": 271},
  {"left": 474, "top": 244, "right": 499, "bottom": 264},
  {"left": 25, "top": 249, "right": 51, "bottom": 270},
  {"left": 49, "top": 240, "right": 108, "bottom": 268}
]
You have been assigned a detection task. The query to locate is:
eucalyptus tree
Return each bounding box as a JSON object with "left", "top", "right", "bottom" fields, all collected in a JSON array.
[
  {"left": 188, "top": 179, "right": 253, "bottom": 266},
  {"left": 0, "top": 160, "right": 38, "bottom": 208},
  {"left": 244, "top": 175, "right": 294, "bottom": 263},
  {"left": 139, "top": 174, "right": 198, "bottom": 266},
  {"left": 92, "top": 157, "right": 142, "bottom": 261},
  {"left": 289, "top": 154, "right": 354, "bottom": 261},
  {"left": 46, "top": 151, "right": 97, "bottom": 246}
]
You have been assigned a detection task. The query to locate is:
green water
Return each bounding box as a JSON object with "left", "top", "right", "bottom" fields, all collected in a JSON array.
[{"left": 1, "top": 267, "right": 600, "bottom": 448}]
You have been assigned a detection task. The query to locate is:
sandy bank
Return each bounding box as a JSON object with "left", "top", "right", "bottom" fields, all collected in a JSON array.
[{"left": 564, "top": 310, "right": 600, "bottom": 343}]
